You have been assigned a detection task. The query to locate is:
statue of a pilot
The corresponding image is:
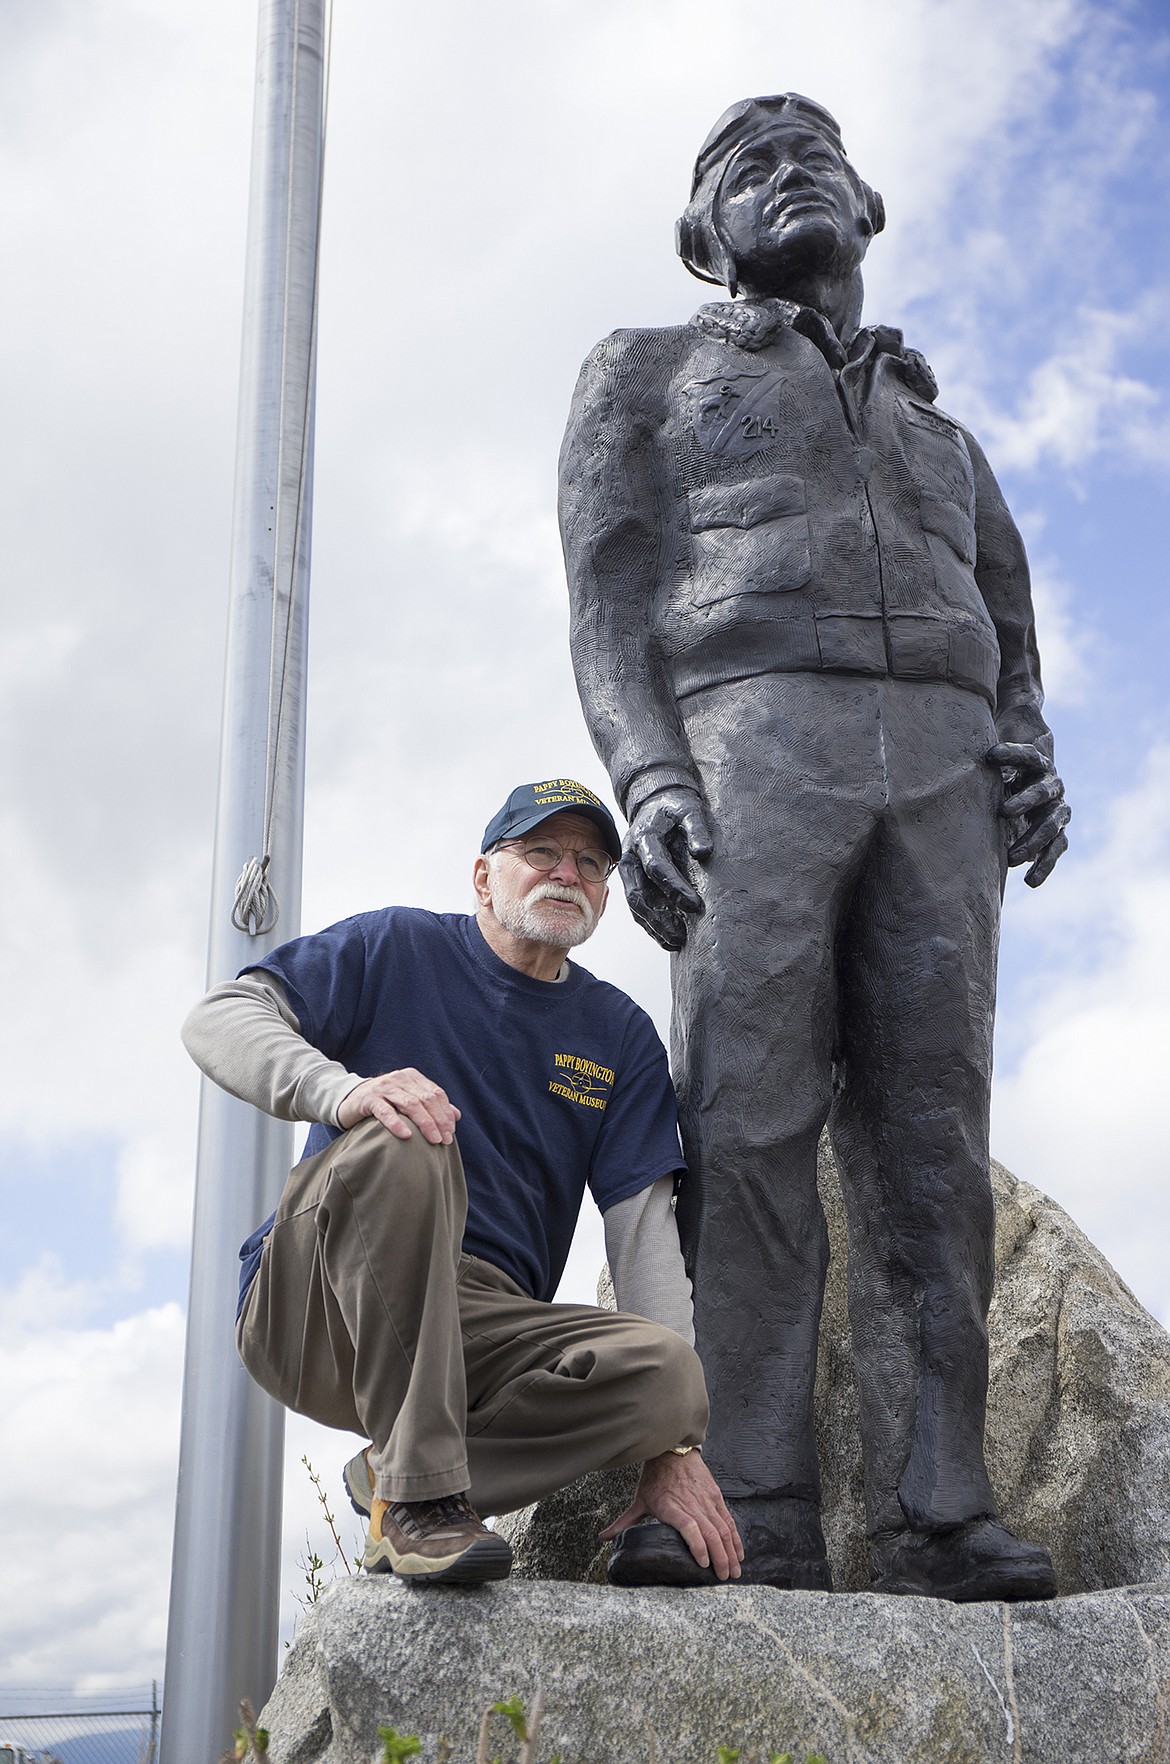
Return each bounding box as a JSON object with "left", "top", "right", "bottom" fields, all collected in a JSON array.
[{"left": 559, "top": 94, "right": 1069, "bottom": 1600}]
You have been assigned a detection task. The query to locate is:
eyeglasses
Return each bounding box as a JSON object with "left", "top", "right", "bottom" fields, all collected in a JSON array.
[{"left": 497, "top": 838, "right": 616, "bottom": 884}]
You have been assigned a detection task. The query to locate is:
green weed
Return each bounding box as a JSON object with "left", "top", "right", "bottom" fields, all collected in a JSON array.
[
  {"left": 364, "top": 1696, "right": 820, "bottom": 1762},
  {"left": 716, "top": 1751, "right": 828, "bottom": 1764},
  {"left": 219, "top": 1700, "right": 268, "bottom": 1764},
  {"left": 377, "top": 1728, "right": 423, "bottom": 1763}
]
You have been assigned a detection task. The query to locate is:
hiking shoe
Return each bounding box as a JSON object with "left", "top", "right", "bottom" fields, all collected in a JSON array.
[
  {"left": 363, "top": 1493, "right": 513, "bottom": 1584},
  {"left": 344, "top": 1447, "right": 375, "bottom": 1519}
]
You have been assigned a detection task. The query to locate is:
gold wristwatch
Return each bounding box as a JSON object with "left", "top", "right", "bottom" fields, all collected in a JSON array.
[{"left": 669, "top": 1443, "right": 699, "bottom": 1456}]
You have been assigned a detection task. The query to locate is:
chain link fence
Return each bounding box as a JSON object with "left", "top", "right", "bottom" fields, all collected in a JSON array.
[{"left": 0, "top": 1685, "right": 159, "bottom": 1764}]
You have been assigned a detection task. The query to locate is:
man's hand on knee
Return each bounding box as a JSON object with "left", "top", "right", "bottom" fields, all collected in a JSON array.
[
  {"left": 337, "top": 1069, "right": 461, "bottom": 1145},
  {"left": 599, "top": 1449, "right": 744, "bottom": 1581}
]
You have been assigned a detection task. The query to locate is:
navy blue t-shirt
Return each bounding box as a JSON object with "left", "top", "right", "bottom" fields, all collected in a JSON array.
[{"left": 237, "top": 908, "right": 684, "bottom": 1311}]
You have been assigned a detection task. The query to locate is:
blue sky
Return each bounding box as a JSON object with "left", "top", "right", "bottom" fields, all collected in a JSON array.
[{"left": 1, "top": 0, "right": 1167, "bottom": 1695}]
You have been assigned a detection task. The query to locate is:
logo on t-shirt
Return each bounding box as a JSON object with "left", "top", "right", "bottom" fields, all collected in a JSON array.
[{"left": 549, "top": 1051, "right": 614, "bottom": 1112}]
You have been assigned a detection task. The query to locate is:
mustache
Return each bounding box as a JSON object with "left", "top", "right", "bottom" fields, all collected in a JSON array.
[{"left": 530, "top": 881, "right": 591, "bottom": 910}]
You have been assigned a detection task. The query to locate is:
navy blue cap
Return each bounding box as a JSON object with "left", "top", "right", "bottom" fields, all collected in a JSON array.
[{"left": 481, "top": 779, "right": 623, "bottom": 863}]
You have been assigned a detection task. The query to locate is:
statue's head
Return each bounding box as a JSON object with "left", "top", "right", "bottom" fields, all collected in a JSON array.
[{"left": 677, "top": 94, "right": 885, "bottom": 302}]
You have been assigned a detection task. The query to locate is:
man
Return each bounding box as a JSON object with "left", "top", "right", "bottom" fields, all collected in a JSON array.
[
  {"left": 182, "top": 778, "right": 742, "bottom": 1587},
  {"left": 559, "top": 96, "right": 1070, "bottom": 1599}
]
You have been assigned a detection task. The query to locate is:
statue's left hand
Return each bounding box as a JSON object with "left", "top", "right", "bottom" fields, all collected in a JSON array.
[
  {"left": 988, "top": 741, "right": 1071, "bottom": 887},
  {"left": 621, "top": 787, "right": 714, "bottom": 950}
]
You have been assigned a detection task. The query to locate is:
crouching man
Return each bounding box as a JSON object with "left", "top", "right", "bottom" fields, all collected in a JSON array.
[{"left": 182, "top": 779, "right": 742, "bottom": 1588}]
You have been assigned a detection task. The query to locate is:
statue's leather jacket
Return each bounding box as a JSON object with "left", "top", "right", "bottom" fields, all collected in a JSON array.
[{"left": 559, "top": 306, "right": 1048, "bottom": 814}]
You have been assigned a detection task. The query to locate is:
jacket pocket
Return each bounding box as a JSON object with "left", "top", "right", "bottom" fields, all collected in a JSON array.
[
  {"left": 920, "top": 491, "right": 977, "bottom": 566},
  {"left": 688, "top": 475, "right": 811, "bottom": 605},
  {"left": 901, "top": 400, "right": 976, "bottom": 508}
]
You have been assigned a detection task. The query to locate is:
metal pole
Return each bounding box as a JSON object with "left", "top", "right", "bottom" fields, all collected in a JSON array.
[{"left": 161, "top": 4, "right": 325, "bottom": 1760}]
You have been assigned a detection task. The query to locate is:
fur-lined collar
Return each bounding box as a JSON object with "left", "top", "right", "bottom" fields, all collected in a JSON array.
[{"left": 690, "top": 297, "right": 939, "bottom": 403}]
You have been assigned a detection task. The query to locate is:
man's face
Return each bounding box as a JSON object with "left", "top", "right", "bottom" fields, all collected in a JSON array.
[
  {"left": 478, "top": 811, "right": 610, "bottom": 950},
  {"left": 714, "top": 123, "right": 872, "bottom": 293}
]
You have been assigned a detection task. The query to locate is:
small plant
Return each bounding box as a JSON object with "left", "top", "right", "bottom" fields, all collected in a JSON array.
[
  {"left": 376, "top": 1732, "right": 453, "bottom": 1764},
  {"left": 492, "top": 1698, "right": 529, "bottom": 1743},
  {"left": 715, "top": 1750, "right": 827, "bottom": 1764},
  {"left": 371, "top": 1694, "right": 550, "bottom": 1764},
  {"left": 474, "top": 1690, "right": 547, "bottom": 1764},
  {"left": 302, "top": 1453, "right": 357, "bottom": 1574},
  {"left": 377, "top": 1728, "right": 422, "bottom": 1763},
  {"left": 219, "top": 1700, "right": 268, "bottom": 1764},
  {"left": 299, "top": 1539, "right": 327, "bottom": 1605},
  {"left": 291, "top": 1455, "right": 363, "bottom": 1627},
  {"left": 359, "top": 1697, "right": 822, "bottom": 1762}
]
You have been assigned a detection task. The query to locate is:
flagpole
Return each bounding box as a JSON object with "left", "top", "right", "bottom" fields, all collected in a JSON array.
[{"left": 160, "top": 4, "right": 326, "bottom": 1758}]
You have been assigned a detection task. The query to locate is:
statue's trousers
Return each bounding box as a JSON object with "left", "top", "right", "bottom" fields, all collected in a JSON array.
[{"left": 673, "top": 671, "right": 1005, "bottom": 1538}]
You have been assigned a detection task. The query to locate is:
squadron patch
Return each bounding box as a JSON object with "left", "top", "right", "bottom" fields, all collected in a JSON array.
[{"left": 684, "top": 370, "right": 783, "bottom": 459}]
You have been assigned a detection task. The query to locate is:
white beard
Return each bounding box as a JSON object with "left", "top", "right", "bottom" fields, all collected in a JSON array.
[{"left": 491, "top": 877, "right": 599, "bottom": 949}]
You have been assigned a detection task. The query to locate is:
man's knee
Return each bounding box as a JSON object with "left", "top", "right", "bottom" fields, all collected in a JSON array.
[
  {"left": 326, "top": 1118, "right": 466, "bottom": 1212},
  {"left": 296, "top": 1120, "right": 467, "bottom": 1283}
]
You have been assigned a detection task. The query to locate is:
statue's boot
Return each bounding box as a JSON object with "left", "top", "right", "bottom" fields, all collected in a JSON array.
[
  {"left": 870, "top": 1518, "right": 1056, "bottom": 1601},
  {"left": 727, "top": 1493, "right": 833, "bottom": 1589},
  {"left": 607, "top": 1494, "right": 832, "bottom": 1589},
  {"left": 607, "top": 1518, "right": 721, "bottom": 1587}
]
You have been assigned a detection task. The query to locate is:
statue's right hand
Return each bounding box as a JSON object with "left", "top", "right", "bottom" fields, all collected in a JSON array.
[{"left": 622, "top": 788, "right": 713, "bottom": 952}]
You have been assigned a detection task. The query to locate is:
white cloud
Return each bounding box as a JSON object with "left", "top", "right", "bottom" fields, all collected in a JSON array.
[
  {"left": 1026, "top": 560, "right": 1093, "bottom": 706},
  {"left": 870, "top": 5, "right": 1170, "bottom": 485},
  {"left": 0, "top": 623, "right": 85, "bottom": 697},
  {"left": 975, "top": 306, "right": 1169, "bottom": 476},
  {"left": 992, "top": 744, "right": 1170, "bottom": 1325},
  {"left": 385, "top": 448, "right": 561, "bottom": 583},
  {"left": 0, "top": 1273, "right": 183, "bottom": 1686},
  {"left": 0, "top": 817, "right": 203, "bottom": 1254}
]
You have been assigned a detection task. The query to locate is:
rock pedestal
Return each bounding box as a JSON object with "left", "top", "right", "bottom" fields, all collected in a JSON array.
[
  {"left": 262, "top": 1154, "right": 1170, "bottom": 1762},
  {"left": 265, "top": 1577, "right": 1170, "bottom": 1764}
]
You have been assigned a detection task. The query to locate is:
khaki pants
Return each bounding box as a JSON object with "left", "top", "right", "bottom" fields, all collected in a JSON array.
[{"left": 237, "top": 1118, "right": 708, "bottom": 1514}]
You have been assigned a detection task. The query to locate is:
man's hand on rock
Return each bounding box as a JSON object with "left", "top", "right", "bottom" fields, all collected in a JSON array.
[
  {"left": 599, "top": 1450, "right": 744, "bottom": 1581},
  {"left": 622, "top": 787, "right": 713, "bottom": 951},
  {"left": 337, "top": 1069, "right": 460, "bottom": 1144},
  {"left": 988, "top": 741, "right": 1071, "bottom": 887}
]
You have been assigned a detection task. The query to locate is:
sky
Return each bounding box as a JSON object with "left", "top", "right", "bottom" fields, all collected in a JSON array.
[{"left": 1, "top": 0, "right": 1168, "bottom": 1701}]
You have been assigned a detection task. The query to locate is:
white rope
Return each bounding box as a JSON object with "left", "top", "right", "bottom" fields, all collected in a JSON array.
[
  {"left": 233, "top": 0, "right": 334, "bottom": 936},
  {"left": 231, "top": 856, "right": 280, "bottom": 936}
]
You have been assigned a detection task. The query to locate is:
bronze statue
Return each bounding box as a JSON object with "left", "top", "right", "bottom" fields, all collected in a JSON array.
[{"left": 560, "top": 94, "right": 1069, "bottom": 1599}]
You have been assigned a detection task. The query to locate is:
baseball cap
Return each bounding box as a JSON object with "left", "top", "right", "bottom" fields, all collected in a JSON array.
[{"left": 481, "top": 779, "right": 623, "bottom": 864}]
